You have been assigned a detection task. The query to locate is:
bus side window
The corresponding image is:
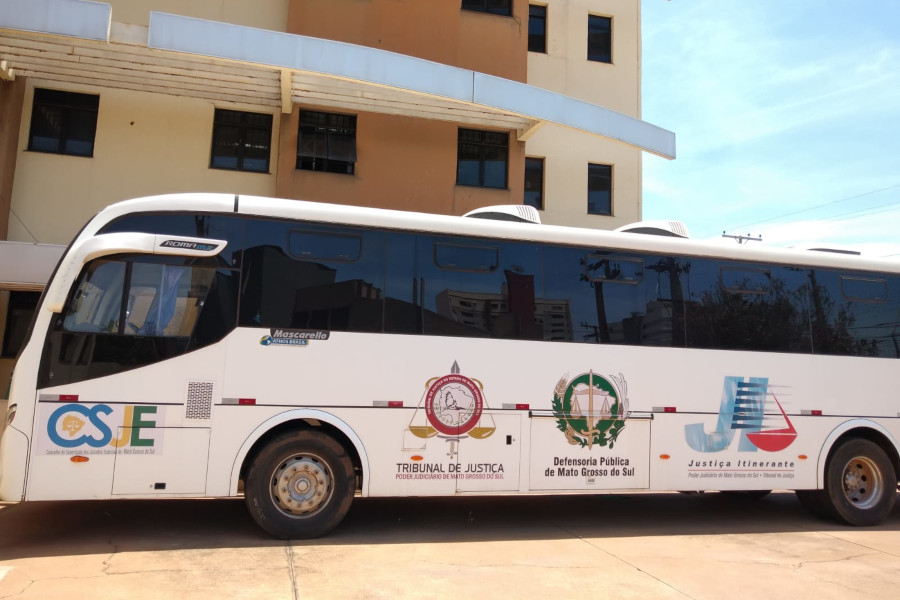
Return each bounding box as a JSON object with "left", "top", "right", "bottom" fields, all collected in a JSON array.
[
  {"left": 62, "top": 261, "right": 126, "bottom": 333},
  {"left": 45, "top": 257, "right": 227, "bottom": 388},
  {"left": 123, "top": 263, "right": 214, "bottom": 337},
  {"left": 240, "top": 219, "right": 385, "bottom": 332},
  {"left": 420, "top": 236, "right": 542, "bottom": 340}
]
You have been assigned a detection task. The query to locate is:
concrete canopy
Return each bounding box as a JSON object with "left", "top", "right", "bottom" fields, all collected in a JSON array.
[{"left": 0, "top": 0, "right": 675, "bottom": 159}]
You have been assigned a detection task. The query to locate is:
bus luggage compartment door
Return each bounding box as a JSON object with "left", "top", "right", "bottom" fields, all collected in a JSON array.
[
  {"left": 455, "top": 413, "right": 521, "bottom": 492},
  {"left": 528, "top": 411, "right": 650, "bottom": 491},
  {"left": 112, "top": 427, "right": 210, "bottom": 495}
]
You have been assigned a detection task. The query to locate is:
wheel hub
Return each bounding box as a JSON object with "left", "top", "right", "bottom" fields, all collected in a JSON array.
[
  {"left": 273, "top": 456, "right": 333, "bottom": 516},
  {"left": 841, "top": 456, "right": 882, "bottom": 510}
]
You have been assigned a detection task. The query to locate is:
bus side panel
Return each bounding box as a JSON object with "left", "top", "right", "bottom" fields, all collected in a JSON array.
[
  {"left": 26, "top": 342, "right": 226, "bottom": 500},
  {"left": 648, "top": 413, "right": 825, "bottom": 492},
  {"left": 644, "top": 350, "right": 900, "bottom": 493},
  {"left": 219, "top": 329, "right": 534, "bottom": 498}
]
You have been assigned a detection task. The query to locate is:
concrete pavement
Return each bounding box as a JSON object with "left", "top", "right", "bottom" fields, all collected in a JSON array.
[{"left": 1, "top": 492, "right": 898, "bottom": 599}]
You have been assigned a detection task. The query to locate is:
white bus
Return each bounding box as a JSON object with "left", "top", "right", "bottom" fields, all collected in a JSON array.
[{"left": 2, "top": 193, "right": 898, "bottom": 538}]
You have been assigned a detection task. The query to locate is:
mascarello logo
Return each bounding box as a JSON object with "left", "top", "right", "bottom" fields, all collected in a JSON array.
[
  {"left": 685, "top": 376, "right": 797, "bottom": 453},
  {"left": 259, "top": 328, "right": 329, "bottom": 346}
]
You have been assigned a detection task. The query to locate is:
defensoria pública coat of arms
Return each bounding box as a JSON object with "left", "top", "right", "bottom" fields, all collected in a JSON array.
[{"left": 553, "top": 371, "right": 629, "bottom": 449}]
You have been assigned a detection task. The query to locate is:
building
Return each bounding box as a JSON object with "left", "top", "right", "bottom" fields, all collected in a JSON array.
[{"left": 0, "top": 0, "right": 675, "bottom": 397}]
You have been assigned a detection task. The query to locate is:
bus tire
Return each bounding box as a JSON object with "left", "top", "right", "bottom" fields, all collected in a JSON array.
[
  {"left": 244, "top": 429, "right": 355, "bottom": 539},
  {"left": 823, "top": 438, "right": 896, "bottom": 526}
]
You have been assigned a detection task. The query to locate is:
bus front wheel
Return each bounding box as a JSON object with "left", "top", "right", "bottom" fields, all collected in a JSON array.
[
  {"left": 823, "top": 438, "right": 896, "bottom": 526},
  {"left": 245, "top": 430, "right": 355, "bottom": 539}
]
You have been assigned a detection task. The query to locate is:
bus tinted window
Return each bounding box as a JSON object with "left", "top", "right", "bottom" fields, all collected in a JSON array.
[
  {"left": 543, "top": 248, "right": 686, "bottom": 346},
  {"left": 383, "top": 231, "right": 418, "bottom": 335},
  {"left": 434, "top": 243, "right": 498, "bottom": 272},
  {"left": 841, "top": 277, "right": 887, "bottom": 303},
  {"left": 240, "top": 220, "right": 384, "bottom": 332},
  {"left": 808, "top": 269, "right": 866, "bottom": 356},
  {"left": 42, "top": 255, "right": 232, "bottom": 387},
  {"left": 809, "top": 270, "right": 896, "bottom": 357},
  {"left": 288, "top": 230, "right": 361, "bottom": 262},
  {"left": 721, "top": 267, "right": 771, "bottom": 294},
  {"left": 91, "top": 210, "right": 900, "bottom": 359},
  {"left": 585, "top": 255, "right": 642, "bottom": 283},
  {"left": 686, "top": 260, "right": 811, "bottom": 353},
  {"left": 419, "top": 236, "right": 542, "bottom": 340},
  {"left": 123, "top": 263, "right": 215, "bottom": 337},
  {"left": 63, "top": 261, "right": 126, "bottom": 333}
]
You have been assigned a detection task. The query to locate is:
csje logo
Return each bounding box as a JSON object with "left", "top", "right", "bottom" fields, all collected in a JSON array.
[{"left": 47, "top": 404, "right": 159, "bottom": 449}]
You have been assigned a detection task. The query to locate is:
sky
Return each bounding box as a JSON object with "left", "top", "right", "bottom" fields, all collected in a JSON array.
[{"left": 640, "top": 0, "right": 900, "bottom": 257}]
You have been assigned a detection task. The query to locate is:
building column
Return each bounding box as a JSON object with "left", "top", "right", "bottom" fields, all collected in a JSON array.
[{"left": 0, "top": 77, "right": 26, "bottom": 240}]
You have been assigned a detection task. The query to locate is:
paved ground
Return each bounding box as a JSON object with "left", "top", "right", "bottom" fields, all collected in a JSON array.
[{"left": 1, "top": 491, "right": 898, "bottom": 599}]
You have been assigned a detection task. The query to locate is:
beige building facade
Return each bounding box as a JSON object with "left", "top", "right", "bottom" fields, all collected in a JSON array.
[
  {"left": 526, "top": 0, "right": 644, "bottom": 227},
  {"left": 0, "top": 0, "right": 674, "bottom": 396},
  {"left": 1, "top": 0, "right": 670, "bottom": 244}
]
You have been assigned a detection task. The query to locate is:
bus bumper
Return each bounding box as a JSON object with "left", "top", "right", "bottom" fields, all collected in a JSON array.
[{"left": 0, "top": 424, "right": 28, "bottom": 501}]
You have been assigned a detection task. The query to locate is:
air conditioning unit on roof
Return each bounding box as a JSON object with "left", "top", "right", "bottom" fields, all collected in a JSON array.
[
  {"left": 463, "top": 205, "right": 541, "bottom": 224},
  {"left": 615, "top": 220, "right": 690, "bottom": 238}
]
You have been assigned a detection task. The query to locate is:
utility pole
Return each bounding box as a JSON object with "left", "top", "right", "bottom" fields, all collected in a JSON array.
[{"left": 722, "top": 231, "right": 762, "bottom": 244}]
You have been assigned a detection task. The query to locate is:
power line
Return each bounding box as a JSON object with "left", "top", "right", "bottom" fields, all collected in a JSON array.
[
  {"left": 8, "top": 207, "right": 40, "bottom": 243},
  {"left": 727, "top": 182, "right": 900, "bottom": 231},
  {"left": 820, "top": 201, "right": 900, "bottom": 223}
]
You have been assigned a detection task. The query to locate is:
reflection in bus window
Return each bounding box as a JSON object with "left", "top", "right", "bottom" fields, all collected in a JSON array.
[
  {"left": 434, "top": 243, "right": 499, "bottom": 272},
  {"left": 240, "top": 220, "right": 384, "bottom": 332},
  {"left": 721, "top": 267, "right": 771, "bottom": 294},
  {"left": 420, "top": 236, "right": 542, "bottom": 340},
  {"left": 687, "top": 261, "right": 811, "bottom": 353},
  {"left": 63, "top": 261, "right": 126, "bottom": 333},
  {"left": 841, "top": 277, "right": 887, "bottom": 303},
  {"left": 544, "top": 248, "right": 685, "bottom": 346},
  {"left": 124, "top": 264, "right": 214, "bottom": 337},
  {"left": 288, "top": 230, "right": 361, "bottom": 262}
]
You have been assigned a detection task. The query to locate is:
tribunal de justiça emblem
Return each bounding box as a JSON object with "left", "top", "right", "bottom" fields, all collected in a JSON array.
[
  {"left": 407, "top": 361, "right": 495, "bottom": 459},
  {"left": 552, "top": 371, "right": 629, "bottom": 449}
]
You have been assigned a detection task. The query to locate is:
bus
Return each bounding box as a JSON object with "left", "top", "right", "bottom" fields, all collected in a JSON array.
[{"left": 1, "top": 193, "right": 898, "bottom": 538}]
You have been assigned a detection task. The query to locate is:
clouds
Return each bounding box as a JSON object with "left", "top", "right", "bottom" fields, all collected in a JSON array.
[{"left": 641, "top": 0, "right": 900, "bottom": 255}]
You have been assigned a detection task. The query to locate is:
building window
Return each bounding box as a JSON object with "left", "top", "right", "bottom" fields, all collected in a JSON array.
[
  {"left": 461, "top": 0, "right": 512, "bottom": 17},
  {"left": 457, "top": 128, "right": 508, "bottom": 189},
  {"left": 588, "top": 15, "right": 612, "bottom": 63},
  {"left": 524, "top": 157, "right": 544, "bottom": 210},
  {"left": 528, "top": 5, "right": 547, "bottom": 53},
  {"left": 588, "top": 164, "right": 612, "bottom": 215},
  {"left": 1, "top": 291, "right": 41, "bottom": 358},
  {"left": 297, "top": 110, "right": 357, "bottom": 175},
  {"left": 28, "top": 88, "right": 99, "bottom": 157},
  {"left": 210, "top": 108, "right": 273, "bottom": 173}
]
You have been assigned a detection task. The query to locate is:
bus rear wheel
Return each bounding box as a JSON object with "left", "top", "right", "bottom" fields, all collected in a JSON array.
[
  {"left": 245, "top": 430, "right": 355, "bottom": 539},
  {"left": 823, "top": 438, "right": 896, "bottom": 526}
]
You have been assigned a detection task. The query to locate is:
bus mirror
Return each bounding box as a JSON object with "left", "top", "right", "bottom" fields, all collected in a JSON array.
[{"left": 43, "top": 232, "right": 226, "bottom": 313}]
